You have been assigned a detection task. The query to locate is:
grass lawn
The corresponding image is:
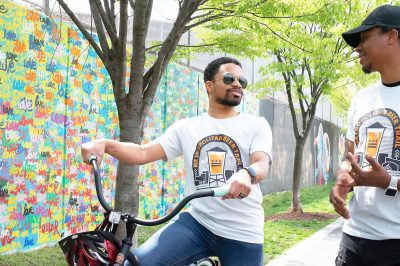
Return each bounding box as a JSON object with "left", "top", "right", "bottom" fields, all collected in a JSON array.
[
  {"left": 0, "top": 182, "right": 337, "bottom": 265},
  {"left": 262, "top": 182, "right": 337, "bottom": 263}
]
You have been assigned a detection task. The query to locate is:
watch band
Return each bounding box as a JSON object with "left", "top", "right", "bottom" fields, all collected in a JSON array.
[
  {"left": 385, "top": 175, "right": 398, "bottom": 197},
  {"left": 243, "top": 166, "right": 257, "bottom": 184}
]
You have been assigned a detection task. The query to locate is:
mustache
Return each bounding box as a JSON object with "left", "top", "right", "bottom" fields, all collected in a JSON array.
[{"left": 227, "top": 88, "right": 243, "bottom": 95}]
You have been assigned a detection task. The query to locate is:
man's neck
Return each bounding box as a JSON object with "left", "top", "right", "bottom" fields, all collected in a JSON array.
[
  {"left": 207, "top": 105, "right": 239, "bottom": 119},
  {"left": 381, "top": 72, "right": 400, "bottom": 84},
  {"left": 380, "top": 56, "right": 400, "bottom": 84}
]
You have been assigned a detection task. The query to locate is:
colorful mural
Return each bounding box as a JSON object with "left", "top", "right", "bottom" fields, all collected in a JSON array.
[
  {"left": 338, "top": 133, "right": 346, "bottom": 163},
  {"left": 139, "top": 65, "right": 203, "bottom": 219},
  {"left": 0, "top": 0, "right": 120, "bottom": 254},
  {"left": 313, "top": 123, "right": 331, "bottom": 185}
]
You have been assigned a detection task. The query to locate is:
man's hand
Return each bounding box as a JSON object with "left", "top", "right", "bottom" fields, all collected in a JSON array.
[
  {"left": 223, "top": 170, "right": 252, "bottom": 200},
  {"left": 346, "top": 152, "right": 391, "bottom": 189},
  {"left": 81, "top": 139, "right": 107, "bottom": 165},
  {"left": 330, "top": 175, "right": 352, "bottom": 219},
  {"left": 329, "top": 159, "right": 354, "bottom": 219}
]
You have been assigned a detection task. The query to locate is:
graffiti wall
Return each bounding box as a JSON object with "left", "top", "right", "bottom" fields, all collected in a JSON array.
[
  {"left": 0, "top": 0, "right": 120, "bottom": 253},
  {"left": 259, "top": 98, "right": 342, "bottom": 193}
]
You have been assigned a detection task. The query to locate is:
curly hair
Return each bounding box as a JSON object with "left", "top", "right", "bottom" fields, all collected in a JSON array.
[{"left": 203, "top": 57, "right": 242, "bottom": 83}]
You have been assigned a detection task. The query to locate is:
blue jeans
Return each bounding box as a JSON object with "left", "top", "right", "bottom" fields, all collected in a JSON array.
[{"left": 125, "top": 212, "right": 264, "bottom": 266}]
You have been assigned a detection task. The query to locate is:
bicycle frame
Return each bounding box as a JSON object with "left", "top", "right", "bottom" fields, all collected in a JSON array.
[{"left": 89, "top": 155, "right": 228, "bottom": 265}]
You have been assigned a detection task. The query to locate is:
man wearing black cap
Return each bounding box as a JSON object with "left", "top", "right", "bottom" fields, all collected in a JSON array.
[{"left": 330, "top": 4, "right": 400, "bottom": 266}]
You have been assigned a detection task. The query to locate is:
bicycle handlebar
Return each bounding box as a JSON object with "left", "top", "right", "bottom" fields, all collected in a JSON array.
[
  {"left": 89, "top": 155, "right": 113, "bottom": 213},
  {"left": 89, "top": 155, "right": 229, "bottom": 226}
]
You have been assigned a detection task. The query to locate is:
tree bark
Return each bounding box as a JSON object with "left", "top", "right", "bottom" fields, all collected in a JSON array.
[
  {"left": 291, "top": 138, "right": 305, "bottom": 213},
  {"left": 44, "top": 0, "right": 50, "bottom": 15}
]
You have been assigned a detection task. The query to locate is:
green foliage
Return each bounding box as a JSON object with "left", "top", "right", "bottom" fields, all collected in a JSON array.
[{"left": 200, "top": 0, "right": 389, "bottom": 113}]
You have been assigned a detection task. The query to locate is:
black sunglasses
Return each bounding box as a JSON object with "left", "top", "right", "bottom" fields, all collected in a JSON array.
[{"left": 217, "top": 73, "right": 248, "bottom": 89}]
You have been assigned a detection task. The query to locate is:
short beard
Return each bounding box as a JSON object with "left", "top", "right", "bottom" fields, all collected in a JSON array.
[
  {"left": 216, "top": 96, "right": 241, "bottom": 106},
  {"left": 362, "top": 64, "right": 373, "bottom": 74}
]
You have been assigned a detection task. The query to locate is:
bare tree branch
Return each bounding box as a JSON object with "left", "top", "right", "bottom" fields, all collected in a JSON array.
[
  {"left": 93, "top": 0, "right": 118, "bottom": 42},
  {"left": 128, "top": 0, "right": 135, "bottom": 9},
  {"left": 55, "top": 0, "right": 106, "bottom": 63},
  {"left": 113, "top": 0, "right": 129, "bottom": 102},
  {"left": 142, "top": 0, "right": 203, "bottom": 115},
  {"left": 111, "top": 0, "right": 116, "bottom": 25},
  {"left": 89, "top": 0, "right": 112, "bottom": 61},
  {"left": 103, "top": 0, "right": 116, "bottom": 32},
  {"left": 276, "top": 50, "right": 300, "bottom": 139},
  {"left": 146, "top": 42, "right": 218, "bottom": 52},
  {"left": 185, "top": 13, "right": 235, "bottom": 31},
  {"left": 129, "top": 0, "right": 153, "bottom": 97}
]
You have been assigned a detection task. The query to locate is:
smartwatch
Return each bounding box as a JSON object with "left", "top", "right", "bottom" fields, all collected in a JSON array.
[
  {"left": 385, "top": 175, "right": 398, "bottom": 197},
  {"left": 243, "top": 166, "right": 257, "bottom": 184}
]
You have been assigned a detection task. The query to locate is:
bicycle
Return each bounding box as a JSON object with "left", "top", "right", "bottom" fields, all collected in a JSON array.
[{"left": 59, "top": 155, "right": 228, "bottom": 266}]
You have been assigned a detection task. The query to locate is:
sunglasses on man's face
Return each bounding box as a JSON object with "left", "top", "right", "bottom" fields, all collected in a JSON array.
[{"left": 219, "top": 73, "right": 248, "bottom": 89}]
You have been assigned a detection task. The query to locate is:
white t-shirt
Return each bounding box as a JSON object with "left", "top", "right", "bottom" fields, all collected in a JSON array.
[
  {"left": 156, "top": 113, "right": 272, "bottom": 243},
  {"left": 344, "top": 82, "right": 400, "bottom": 240}
]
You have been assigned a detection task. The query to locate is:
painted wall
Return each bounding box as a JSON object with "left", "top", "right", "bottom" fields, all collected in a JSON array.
[
  {"left": 259, "top": 98, "right": 343, "bottom": 194},
  {"left": 0, "top": 1, "right": 120, "bottom": 253}
]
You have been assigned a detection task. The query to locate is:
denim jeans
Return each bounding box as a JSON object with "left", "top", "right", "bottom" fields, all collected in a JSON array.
[
  {"left": 336, "top": 233, "right": 400, "bottom": 266},
  {"left": 125, "top": 212, "right": 263, "bottom": 266}
]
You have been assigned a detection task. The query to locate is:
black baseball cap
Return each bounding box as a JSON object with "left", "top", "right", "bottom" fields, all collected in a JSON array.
[{"left": 342, "top": 4, "right": 400, "bottom": 48}]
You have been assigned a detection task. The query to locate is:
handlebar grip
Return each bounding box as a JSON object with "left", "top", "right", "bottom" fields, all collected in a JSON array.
[
  {"left": 212, "top": 186, "right": 229, "bottom": 197},
  {"left": 89, "top": 154, "right": 97, "bottom": 163}
]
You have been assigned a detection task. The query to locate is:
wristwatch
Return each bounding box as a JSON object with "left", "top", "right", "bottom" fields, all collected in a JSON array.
[
  {"left": 243, "top": 166, "right": 257, "bottom": 184},
  {"left": 385, "top": 175, "right": 398, "bottom": 197}
]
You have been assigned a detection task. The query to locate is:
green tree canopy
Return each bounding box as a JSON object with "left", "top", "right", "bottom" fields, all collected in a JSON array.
[{"left": 193, "top": 0, "right": 387, "bottom": 212}]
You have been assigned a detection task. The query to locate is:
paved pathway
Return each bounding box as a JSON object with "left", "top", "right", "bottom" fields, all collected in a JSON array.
[{"left": 266, "top": 218, "right": 344, "bottom": 266}]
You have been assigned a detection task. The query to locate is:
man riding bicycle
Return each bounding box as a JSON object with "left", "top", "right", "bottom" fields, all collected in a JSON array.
[{"left": 81, "top": 57, "right": 272, "bottom": 266}]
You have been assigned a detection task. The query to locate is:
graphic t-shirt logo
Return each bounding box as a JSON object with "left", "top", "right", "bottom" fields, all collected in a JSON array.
[
  {"left": 192, "top": 134, "right": 243, "bottom": 189},
  {"left": 355, "top": 108, "right": 400, "bottom": 174}
]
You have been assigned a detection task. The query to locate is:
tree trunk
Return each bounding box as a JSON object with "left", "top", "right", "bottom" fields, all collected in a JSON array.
[
  {"left": 114, "top": 162, "right": 139, "bottom": 215},
  {"left": 44, "top": 0, "right": 50, "bottom": 15},
  {"left": 113, "top": 112, "right": 141, "bottom": 242},
  {"left": 290, "top": 138, "right": 305, "bottom": 213}
]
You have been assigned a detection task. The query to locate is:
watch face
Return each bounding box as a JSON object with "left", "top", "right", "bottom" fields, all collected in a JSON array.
[
  {"left": 385, "top": 188, "right": 397, "bottom": 197},
  {"left": 246, "top": 167, "right": 257, "bottom": 178}
]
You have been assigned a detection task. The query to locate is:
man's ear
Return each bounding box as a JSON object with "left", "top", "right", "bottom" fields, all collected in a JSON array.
[
  {"left": 205, "top": 80, "right": 213, "bottom": 93},
  {"left": 387, "top": 29, "right": 400, "bottom": 45}
]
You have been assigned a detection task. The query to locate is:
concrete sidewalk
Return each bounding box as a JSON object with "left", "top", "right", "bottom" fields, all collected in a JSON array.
[{"left": 266, "top": 218, "right": 344, "bottom": 266}]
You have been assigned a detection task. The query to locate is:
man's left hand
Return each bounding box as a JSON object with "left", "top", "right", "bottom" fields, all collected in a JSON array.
[{"left": 346, "top": 152, "right": 391, "bottom": 189}]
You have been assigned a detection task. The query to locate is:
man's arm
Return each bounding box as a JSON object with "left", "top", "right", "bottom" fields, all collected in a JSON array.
[
  {"left": 81, "top": 138, "right": 167, "bottom": 165},
  {"left": 247, "top": 151, "right": 271, "bottom": 184},
  {"left": 223, "top": 151, "right": 270, "bottom": 199}
]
